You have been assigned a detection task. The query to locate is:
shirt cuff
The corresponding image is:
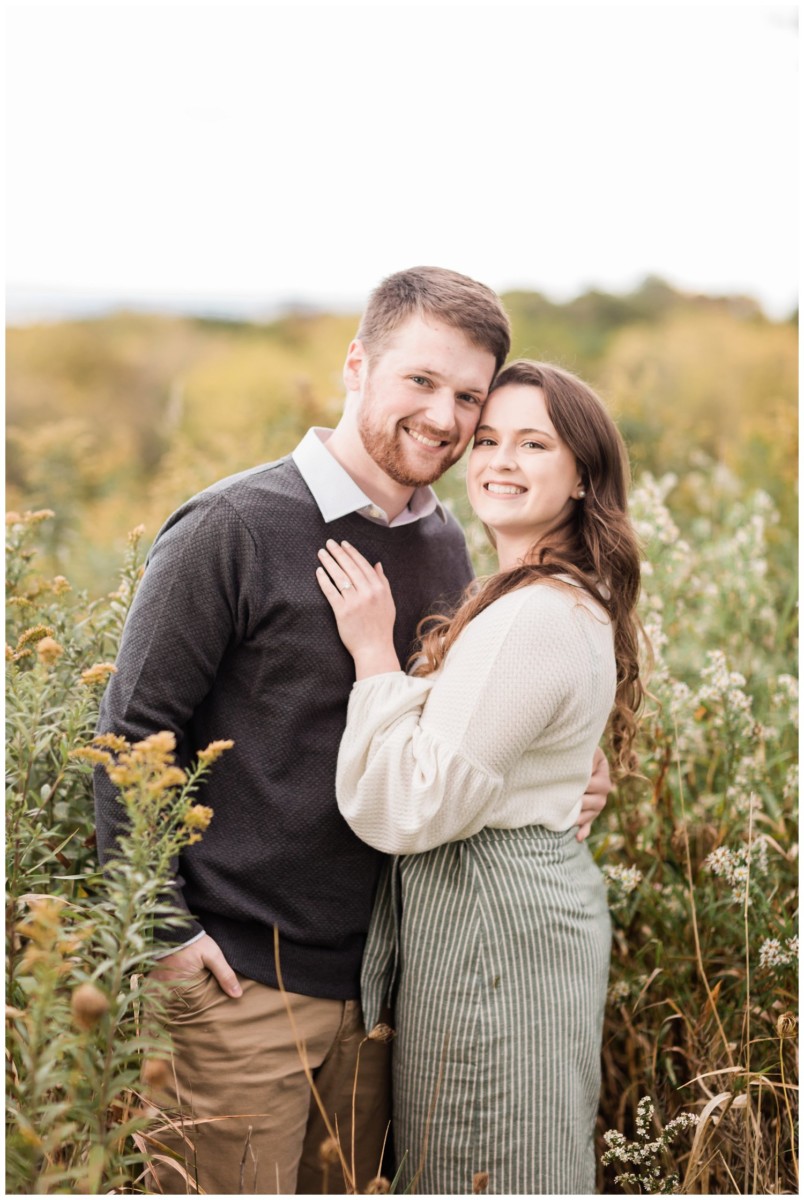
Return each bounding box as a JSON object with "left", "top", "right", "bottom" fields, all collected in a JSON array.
[{"left": 152, "top": 929, "right": 206, "bottom": 959}]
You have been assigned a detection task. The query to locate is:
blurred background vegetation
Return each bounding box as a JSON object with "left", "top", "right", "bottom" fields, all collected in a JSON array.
[{"left": 7, "top": 276, "right": 797, "bottom": 593}]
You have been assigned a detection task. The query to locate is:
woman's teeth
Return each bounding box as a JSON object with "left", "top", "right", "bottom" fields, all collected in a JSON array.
[{"left": 485, "top": 483, "right": 525, "bottom": 495}]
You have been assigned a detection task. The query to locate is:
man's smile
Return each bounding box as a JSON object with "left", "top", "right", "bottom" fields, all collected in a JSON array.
[{"left": 403, "top": 425, "right": 453, "bottom": 451}]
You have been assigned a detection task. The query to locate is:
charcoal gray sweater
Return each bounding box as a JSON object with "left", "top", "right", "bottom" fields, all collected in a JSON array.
[{"left": 94, "top": 457, "right": 473, "bottom": 999}]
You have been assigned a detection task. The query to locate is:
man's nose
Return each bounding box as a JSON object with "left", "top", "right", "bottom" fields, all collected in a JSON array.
[{"left": 421, "top": 386, "right": 457, "bottom": 433}]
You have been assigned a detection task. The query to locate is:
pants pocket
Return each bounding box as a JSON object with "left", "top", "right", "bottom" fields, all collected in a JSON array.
[{"left": 154, "top": 967, "right": 214, "bottom": 1020}]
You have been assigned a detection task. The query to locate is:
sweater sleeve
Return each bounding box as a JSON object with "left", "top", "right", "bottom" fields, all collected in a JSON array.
[
  {"left": 335, "top": 586, "right": 581, "bottom": 853},
  {"left": 93, "top": 493, "right": 257, "bottom": 937}
]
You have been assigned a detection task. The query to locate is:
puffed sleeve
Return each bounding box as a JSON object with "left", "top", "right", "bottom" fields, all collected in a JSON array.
[{"left": 335, "top": 585, "right": 583, "bottom": 853}]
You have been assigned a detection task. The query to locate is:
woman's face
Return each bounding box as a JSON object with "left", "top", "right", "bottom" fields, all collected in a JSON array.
[{"left": 467, "top": 383, "right": 584, "bottom": 561}]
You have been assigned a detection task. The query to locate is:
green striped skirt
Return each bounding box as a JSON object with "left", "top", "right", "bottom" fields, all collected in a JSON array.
[{"left": 361, "top": 825, "right": 611, "bottom": 1195}]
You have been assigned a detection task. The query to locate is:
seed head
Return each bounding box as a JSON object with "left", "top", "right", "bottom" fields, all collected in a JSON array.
[
  {"left": 367, "top": 1022, "right": 396, "bottom": 1043},
  {"left": 364, "top": 1177, "right": 391, "bottom": 1194},
  {"left": 71, "top": 982, "right": 110, "bottom": 1030},
  {"left": 777, "top": 1012, "right": 797, "bottom": 1038},
  {"left": 318, "top": 1135, "right": 341, "bottom": 1166}
]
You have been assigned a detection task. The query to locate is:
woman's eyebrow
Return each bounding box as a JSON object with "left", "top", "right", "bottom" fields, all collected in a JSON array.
[{"left": 475, "top": 425, "right": 555, "bottom": 437}]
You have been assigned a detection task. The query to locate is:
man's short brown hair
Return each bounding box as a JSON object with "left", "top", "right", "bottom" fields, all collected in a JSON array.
[{"left": 357, "top": 266, "right": 511, "bottom": 375}]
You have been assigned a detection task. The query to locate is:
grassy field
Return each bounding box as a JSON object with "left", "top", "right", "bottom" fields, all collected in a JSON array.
[{"left": 6, "top": 284, "right": 798, "bottom": 1192}]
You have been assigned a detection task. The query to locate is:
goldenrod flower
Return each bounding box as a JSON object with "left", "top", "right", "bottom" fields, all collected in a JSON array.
[
  {"left": 197, "top": 739, "right": 235, "bottom": 764},
  {"left": 5, "top": 511, "right": 22, "bottom": 526},
  {"left": 80, "top": 662, "right": 118, "bottom": 686},
  {"left": 51, "top": 575, "right": 71, "bottom": 594},
  {"left": 70, "top": 747, "right": 114, "bottom": 767},
  {"left": 184, "top": 804, "right": 214, "bottom": 830},
  {"left": 17, "top": 624, "right": 55, "bottom": 650},
  {"left": 151, "top": 766, "right": 187, "bottom": 792},
  {"left": 93, "top": 732, "right": 129, "bottom": 752},
  {"left": 128, "top": 524, "right": 147, "bottom": 543},
  {"left": 107, "top": 764, "right": 138, "bottom": 788},
  {"left": 36, "top": 636, "right": 64, "bottom": 666},
  {"left": 133, "top": 731, "right": 176, "bottom": 756}
]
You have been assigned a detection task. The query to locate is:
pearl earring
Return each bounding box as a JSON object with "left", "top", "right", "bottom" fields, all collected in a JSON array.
[{"left": 577, "top": 488, "right": 586, "bottom": 499}]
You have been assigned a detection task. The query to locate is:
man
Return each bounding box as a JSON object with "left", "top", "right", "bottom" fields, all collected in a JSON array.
[{"left": 95, "top": 266, "right": 610, "bottom": 1194}]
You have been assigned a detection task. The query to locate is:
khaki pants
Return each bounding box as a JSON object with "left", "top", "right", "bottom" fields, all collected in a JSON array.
[{"left": 147, "top": 970, "right": 391, "bottom": 1195}]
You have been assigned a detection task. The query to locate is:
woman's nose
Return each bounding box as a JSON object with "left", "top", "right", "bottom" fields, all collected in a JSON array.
[{"left": 489, "top": 444, "right": 517, "bottom": 471}]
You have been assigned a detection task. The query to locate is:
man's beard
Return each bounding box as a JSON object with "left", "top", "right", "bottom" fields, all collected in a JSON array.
[{"left": 357, "top": 392, "right": 459, "bottom": 488}]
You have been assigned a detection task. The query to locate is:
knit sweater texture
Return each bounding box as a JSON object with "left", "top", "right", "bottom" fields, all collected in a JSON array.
[
  {"left": 94, "top": 457, "right": 473, "bottom": 999},
  {"left": 336, "top": 581, "right": 617, "bottom": 854}
]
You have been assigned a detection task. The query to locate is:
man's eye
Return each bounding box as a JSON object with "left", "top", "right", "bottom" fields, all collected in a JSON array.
[
  {"left": 458, "top": 394, "right": 482, "bottom": 406},
  {"left": 410, "top": 375, "right": 431, "bottom": 386}
]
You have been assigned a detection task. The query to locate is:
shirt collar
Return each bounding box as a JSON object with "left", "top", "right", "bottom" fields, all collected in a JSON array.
[{"left": 291, "top": 428, "right": 446, "bottom": 527}]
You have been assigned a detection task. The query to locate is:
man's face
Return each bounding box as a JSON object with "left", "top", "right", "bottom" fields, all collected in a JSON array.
[{"left": 347, "top": 314, "right": 497, "bottom": 488}]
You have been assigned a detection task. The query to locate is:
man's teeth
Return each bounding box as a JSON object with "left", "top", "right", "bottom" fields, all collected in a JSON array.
[
  {"left": 408, "top": 429, "right": 443, "bottom": 448},
  {"left": 486, "top": 483, "right": 525, "bottom": 495}
]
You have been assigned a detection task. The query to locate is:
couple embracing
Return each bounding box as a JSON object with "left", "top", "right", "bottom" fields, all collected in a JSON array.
[{"left": 95, "top": 266, "right": 645, "bottom": 1195}]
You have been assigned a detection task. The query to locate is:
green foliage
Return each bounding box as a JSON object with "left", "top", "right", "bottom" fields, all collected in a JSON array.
[
  {"left": 595, "top": 469, "right": 798, "bottom": 1194},
  {"left": 5, "top": 513, "right": 230, "bottom": 1194}
]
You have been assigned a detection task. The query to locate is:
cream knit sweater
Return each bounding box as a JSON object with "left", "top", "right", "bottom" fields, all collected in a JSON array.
[{"left": 336, "top": 580, "right": 617, "bottom": 854}]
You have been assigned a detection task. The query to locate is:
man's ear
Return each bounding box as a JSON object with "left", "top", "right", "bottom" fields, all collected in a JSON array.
[{"left": 343, "top": 338, "right": 367, "bottom": 394}]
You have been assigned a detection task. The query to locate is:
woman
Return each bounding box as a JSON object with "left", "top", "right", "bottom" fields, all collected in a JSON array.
[{"left": 315, "top": 361, "right": 645, "bottom": 1195}]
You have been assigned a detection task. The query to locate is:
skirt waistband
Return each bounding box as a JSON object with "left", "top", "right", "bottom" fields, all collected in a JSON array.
[{"left": 465, "top": 823, "right": 580, "bottom": 847}]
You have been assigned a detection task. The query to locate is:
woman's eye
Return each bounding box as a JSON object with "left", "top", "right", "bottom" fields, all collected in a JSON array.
[
  {"left": 473, "top": 438, "right": 495, "bottom": 448},
  {"left": 523, "top": 441, "right": 546, "bottom": 450}
]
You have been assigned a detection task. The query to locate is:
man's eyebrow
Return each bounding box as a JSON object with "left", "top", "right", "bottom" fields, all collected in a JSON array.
[{"left": 411, "top": 367, "right": 487, "bottom": 397}]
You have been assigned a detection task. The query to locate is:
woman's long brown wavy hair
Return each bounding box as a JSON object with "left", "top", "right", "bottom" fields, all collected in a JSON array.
[{"left": 413, "top": 359, "right": 648, "bottom": 777}]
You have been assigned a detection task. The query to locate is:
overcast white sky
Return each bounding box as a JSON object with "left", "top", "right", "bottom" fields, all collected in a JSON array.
[{"left": 6, "top": 1, "right": 799, "bottom": 321}]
